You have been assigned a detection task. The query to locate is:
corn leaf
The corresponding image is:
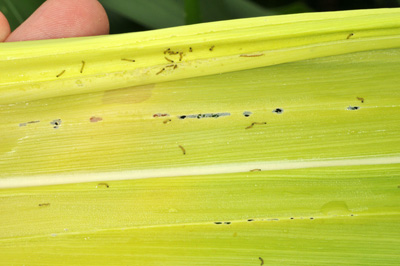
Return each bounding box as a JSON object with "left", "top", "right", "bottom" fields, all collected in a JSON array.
[{"left": 0, "top": 8, "right": 400, "bottom": 265}]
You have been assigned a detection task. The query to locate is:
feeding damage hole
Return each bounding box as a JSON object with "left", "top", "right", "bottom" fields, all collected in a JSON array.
[
  {"left": 90, "top": 116, "right": 102, "bottom": 123},
  {"left": 178, "top": 112, "right": 230, "bottom": 119},
  {"left": 38, "top": 203, "right": 50, "bottom": 207},
  {"left": 347, "top": 106, "right": 360, "bottom": 111},
  {"left": 214, "top": 221, "right": 231, "bottom": 225},
  {"left": 247, "top": 219, "right": 254, "bottom": 222},
  {"left": 239, "top": 53, "right": 264, "bottom": 57},
  {"left": 272, "top": 108, "right": 284, "bottom": 114},
  {"left": 243, "top": 111, "right": 252, "bottom": 117},
  {"left": 19, "top": 120, "right": 40, "bottom": 127},
  {"left": 50, "top": 119, "right": 62, "bottom": 129},
  {"left": 97, "top": 182, "right": 109, "bottom": 188},
  {"left": 246, "top": 122, "right": 266, "bottom": 129}
]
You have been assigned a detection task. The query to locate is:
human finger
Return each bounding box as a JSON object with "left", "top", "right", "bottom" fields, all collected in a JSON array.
[{"left": 6, "top": 0, "right": 109, "bottom": 42}]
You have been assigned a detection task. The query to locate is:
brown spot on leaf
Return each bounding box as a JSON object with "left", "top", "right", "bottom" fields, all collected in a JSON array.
[{"left": 90, "top": 116, "right": 103, "bottom": 123}]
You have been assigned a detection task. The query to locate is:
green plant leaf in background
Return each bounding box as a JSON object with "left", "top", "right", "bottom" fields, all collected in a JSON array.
[
  {"left": 98, "top": 0, "right": 309, "bottom": 29},
  {"left": 184, "top": 0, "right": 201, "bottom": 25},
  {"left": 99, "top": 0, "right": 185, "bottom": 29},
  {"left": 0, "top": 0, "right": 43, "bottom": 30},
  {"left": 198, "top": 0, "right": 276, "bottom": 22}
]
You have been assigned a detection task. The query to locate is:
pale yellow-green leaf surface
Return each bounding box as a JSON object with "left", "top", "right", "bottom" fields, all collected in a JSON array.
[
  {"left": 0, "top": 8, "right": 400, "bottom": 266},
  {"left": 0, "top": 165, "right": 399, "bottom": 265}
]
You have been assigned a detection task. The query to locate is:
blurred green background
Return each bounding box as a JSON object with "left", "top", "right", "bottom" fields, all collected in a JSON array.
[{"left": 0, "top": 0, "right": 399, "bottom": 34}]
